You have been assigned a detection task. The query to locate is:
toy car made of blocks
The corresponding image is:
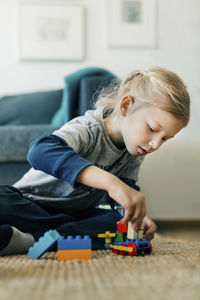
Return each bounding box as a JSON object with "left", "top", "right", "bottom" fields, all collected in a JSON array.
[{"left": 98, "top": 220, "right": 153, "bottom": 256}]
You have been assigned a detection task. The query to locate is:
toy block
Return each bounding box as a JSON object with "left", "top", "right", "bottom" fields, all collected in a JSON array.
[
  {"left": 98, "top": 231, "right": 116, "bottom": 244},
  {"left": 126, "top": 238, "right": 152, "bottom": 255},
  {"left": 57, "top": 235, "right": 91, "bottom": 250},
  {"left": 104, "top": 243, "right": 111, "bottom": 249},
  {"left": 137, "top": 222, "right": 144, "bottom": 239},
  {"left": 126, "top": 242, "right": 137, "bottom": 256},
  {"left": 110, "top": 244, "right": 133, "bottom": 253},
  {"left": 127, "top": 221, "right": 135, "bottom": 239},
  {"left": 144, "top": 243, "right": 153, "bottom": 255},
  {"left": 114, "top": 232, "right": 126, "bottom": 243},
  {"left": 28, "top": 230, "right": 61, "bottom": 260},
  {"left": 57, "top": 249, "right": 92, "bottom": 261},
  {"left": 137, "top": 228, "right": 144, "bottom": 239},
  {"left": 117, "top": 220, "right": 128, "bottom": 233},
  {"left": 127, "top": 221, "right": 145, "bottom": 239}
]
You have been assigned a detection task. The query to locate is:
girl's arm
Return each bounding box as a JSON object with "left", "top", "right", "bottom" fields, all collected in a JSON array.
[
  {"left": 28, "top": 133, "right": 146, "bottom": 228},
  {"left": 27, "top": 134, "right": 93, "bottom": 188},
  {"left": 76, "top": 165, "right": 146, "bottom": 228}
]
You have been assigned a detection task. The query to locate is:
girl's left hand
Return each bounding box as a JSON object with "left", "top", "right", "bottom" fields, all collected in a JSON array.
[{"left": 143, "top": 215, "right": 157, "bottom": 240}]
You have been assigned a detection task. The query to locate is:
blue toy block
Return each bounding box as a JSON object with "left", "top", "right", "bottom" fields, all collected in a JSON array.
[
  {"left": 104, "top": 243, "right": 111, "bottom": 249},
  {"left": 57, "top": 235, "right": 92, "bottom": 250},
  {"left": 126, "top": 238, "right": 150, "bottom": 251},
  {"left": 28, "top": 230, "right": 61, "bottom": 260}
]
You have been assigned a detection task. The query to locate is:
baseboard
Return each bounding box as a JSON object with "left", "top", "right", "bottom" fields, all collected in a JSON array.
[{"left": 154, "top": 220, "right": 200, "bottom": 230}]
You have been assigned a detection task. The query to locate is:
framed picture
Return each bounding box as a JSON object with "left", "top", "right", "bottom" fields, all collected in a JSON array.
[
  {"left": 107, "top": 0, "right": 158, "bottom": 48},
  {"left": 19, "top": 3, "right": 85, "bottom": 61}
]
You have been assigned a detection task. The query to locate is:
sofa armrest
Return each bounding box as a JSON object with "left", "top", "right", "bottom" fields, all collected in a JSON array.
[{"left": 0, "top": 125, "right": 59, "bottom": 162}]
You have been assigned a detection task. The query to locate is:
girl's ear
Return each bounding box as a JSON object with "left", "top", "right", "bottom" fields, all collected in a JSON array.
[{"left": 120, "top": 95, "right": 135, "bottom": 116}]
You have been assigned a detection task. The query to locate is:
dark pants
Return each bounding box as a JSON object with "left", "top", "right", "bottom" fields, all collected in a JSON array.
[{"left": 0, "top": 185, "right": 122, "bottom": 249}]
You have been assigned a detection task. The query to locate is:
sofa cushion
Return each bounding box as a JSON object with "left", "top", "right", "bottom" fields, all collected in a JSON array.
[
  {"left": 78, "top": 76, "right": 115, "bottom": 116},
  {"left": 51, "top": 67, "right": 116, "bottom": 126},
  {"left": 0, "top": 125, "right": 59, "bottom": 162},
  {"left": 0, "top": 89, "right": 62, "bottom": 125}
]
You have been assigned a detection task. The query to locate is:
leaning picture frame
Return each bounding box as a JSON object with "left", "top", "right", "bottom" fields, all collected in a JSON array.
[
  {"left": 107, "top": 0, "right": 158, "bottom": 48},
  {"left": 19, "top": 2, "right": 85, "bottom": 61}
]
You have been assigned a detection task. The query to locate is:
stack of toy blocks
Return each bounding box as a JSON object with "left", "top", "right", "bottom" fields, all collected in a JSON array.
[
  {"left": 57, "top": 235, "right": 92, "bottom": 261},
  {"left": 112, "top": 221, "right": 128, "bottom": 244}
]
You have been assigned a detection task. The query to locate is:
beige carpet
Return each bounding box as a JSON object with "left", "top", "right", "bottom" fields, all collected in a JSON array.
[{"left": 0, "top": 234, "right": 199, "bottom": 300}]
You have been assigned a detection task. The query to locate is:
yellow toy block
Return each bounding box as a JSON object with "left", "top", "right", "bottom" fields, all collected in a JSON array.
[
  {"left": 57, "top": 249, "right": 92, "bottom": 261},
  {"left": 110, "top": 244, "right": 133, "bottom": 253},
  {"left": 98, "top": 231, "right": 116, "bottom": 244}
]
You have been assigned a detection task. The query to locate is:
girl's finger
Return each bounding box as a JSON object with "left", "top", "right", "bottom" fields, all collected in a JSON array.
[
  {"left": 121, "top": 211, "right": 133, "bottom": 224},
  {"left": 144, "top": 233, "right": 154, "bottom": 240},
  {"left": 131, "top": 206, "right": 144, "bottom": 229}
]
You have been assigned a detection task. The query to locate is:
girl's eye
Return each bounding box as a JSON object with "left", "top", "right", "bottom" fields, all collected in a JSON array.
[{"left": 148, "top": 126, "right": 155, "bottom": 132}]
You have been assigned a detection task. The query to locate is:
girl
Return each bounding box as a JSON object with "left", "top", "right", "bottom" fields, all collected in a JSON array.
[{"left": 0, "top": 67, "right": 190, "bottom": 255}]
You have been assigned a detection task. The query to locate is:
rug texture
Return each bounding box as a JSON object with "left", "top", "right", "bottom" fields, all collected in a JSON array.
[{"left": 0, "top": 234, "right": 199, "bottom": 300}]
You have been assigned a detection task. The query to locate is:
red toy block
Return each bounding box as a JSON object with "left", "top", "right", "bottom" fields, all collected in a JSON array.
[
  {"left": 144, "top": 243, "right": 153, "bottom": 255},
  {"left": 117, "top": 220, "right": 128, "bottom": 233}
]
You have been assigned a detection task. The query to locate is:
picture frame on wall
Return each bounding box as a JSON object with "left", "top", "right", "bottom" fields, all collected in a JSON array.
[
  {"left": 19, "top": 3, "right": 85, "bottom": 61},
  {"left": 107, "top": 0, "right": 158, "bottom": 48}
]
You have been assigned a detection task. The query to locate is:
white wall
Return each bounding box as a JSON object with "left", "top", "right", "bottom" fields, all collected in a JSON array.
[
  {"left": 0, "top": 0, "right": 199, "bottom": 218},
  {"left": 0, "top": 0, "right": 199, "bottom": 140}
]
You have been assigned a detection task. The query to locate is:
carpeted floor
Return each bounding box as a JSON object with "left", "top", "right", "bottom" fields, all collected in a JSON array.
[{"left": 0, "top": 234, "right": 199, "bottom": 300}]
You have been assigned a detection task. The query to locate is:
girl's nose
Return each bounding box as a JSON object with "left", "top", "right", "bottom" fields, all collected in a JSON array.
[{"left": 149, "top": 138, "right": 162, "bottom": 150}]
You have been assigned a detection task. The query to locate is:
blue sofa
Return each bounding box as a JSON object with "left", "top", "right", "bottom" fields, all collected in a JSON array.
[{"left": 0, "top": 69, "right": 116, "bottom": 185}]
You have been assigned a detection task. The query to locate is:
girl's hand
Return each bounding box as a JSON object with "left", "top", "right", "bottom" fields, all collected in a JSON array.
[
  {"left": 108, "top": 182, "right": 146, "bottom": 229},
  {"left": 76, "top": 165, "right": 146, "bottom": 229},
  {"left": 143, "top": 215, "right": 157, "bottom": 240}
]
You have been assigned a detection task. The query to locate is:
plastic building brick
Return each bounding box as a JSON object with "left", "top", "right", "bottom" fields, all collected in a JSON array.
[
  {"left": 125, "top": 243, "right": 137, "bottom": 256},
  {"left": 57, "top": 235, "right": 91, "bottom": 250},
  {"left": 127, "top": 221, "right": 145, "bottom": 239},
  {"left": 144, "top": 243, "right": 153, "bottom": 255},
  {"left": 28, "top": 230, "right": 61, "bottom": 260},
  {"left": 98, "top": 231, "right": 116, "bottom": 244},
  {"left": 57, "top": 249, "right": 92, "bottom": 261},
  {"left": 57, "top": 235, "right": 92, "bottom": 261},
  {"left": 110, "top": 244, "right": 133, "bottom": 254},
  {"left": 117, "top": 220, "right": 128, "bottom": 233},
  {"left": 110, "top": 239, "right": 151, "bottom": 256},
  {"left": 115, "top": 244, "right": 128, "bottom": 256},
  {"left": 137, "top": 226, "right": 144, "bottom": 239},
  {"left": 127, "top": 221, "right": 135, "bottom": 239},
  {"left": 125, "top": 238, "right": 152, "bottom": 255},
  {"left": 114, "top": 232, "right": 126, "bottom": 243},
  {"left": 98, "top": 224, "right": 153, "bottom": 256}
]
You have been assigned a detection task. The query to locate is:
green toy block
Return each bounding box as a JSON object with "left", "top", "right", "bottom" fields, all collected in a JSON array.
[{"left": 114, "top": 232, "right": 127, "bottom": 243}]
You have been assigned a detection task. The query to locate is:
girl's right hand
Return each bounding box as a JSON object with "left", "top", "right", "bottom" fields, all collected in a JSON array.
[
  {"left": 108, "top": 181, "right": 146, "bottom": 229},
  {"left": 76, "top": 165, "right": 146, "bottom": 229}
]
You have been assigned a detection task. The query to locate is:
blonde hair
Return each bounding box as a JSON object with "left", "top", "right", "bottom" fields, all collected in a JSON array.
[{"left": 95, "top": 66, "right": 190, "bottom": 126}]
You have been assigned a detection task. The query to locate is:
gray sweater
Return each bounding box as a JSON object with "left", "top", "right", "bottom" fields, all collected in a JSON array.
[{"left": 14, "top": 110, "right": 144, "bottom": 213}]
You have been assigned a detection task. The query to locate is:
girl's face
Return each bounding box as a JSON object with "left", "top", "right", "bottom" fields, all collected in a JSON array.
[{"left": 115, "top": 96, "right": 184, "bottom": 156}]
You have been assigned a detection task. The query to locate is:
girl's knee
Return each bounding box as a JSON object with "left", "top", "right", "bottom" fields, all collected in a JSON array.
[
  {"left": 0, "top": 185, "right": 23, "bottom": 217},
  {"left": 0, "top": 185, "right": 22, "bottom": 196}
]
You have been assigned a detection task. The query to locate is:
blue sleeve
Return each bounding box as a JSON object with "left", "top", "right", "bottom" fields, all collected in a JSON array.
[{"left": 27, "top": 134, "right": 93, "bottom": 188}]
